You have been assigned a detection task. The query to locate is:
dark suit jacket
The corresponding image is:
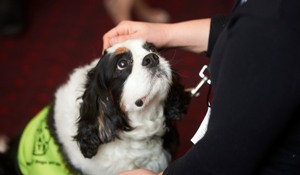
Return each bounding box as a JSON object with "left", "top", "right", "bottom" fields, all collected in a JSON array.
[{"left": 164, "top": 0, "right": 300, "bottom": 174}]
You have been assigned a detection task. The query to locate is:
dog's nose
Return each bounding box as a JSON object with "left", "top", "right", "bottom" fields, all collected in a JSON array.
[{"left": 142, "top": 53, "right": 159, "bottom": 68}]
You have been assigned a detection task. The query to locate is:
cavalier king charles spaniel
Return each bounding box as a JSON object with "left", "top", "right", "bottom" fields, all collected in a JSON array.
[{"left": 0, "top": 39, "right": 190, "bottom": 175}]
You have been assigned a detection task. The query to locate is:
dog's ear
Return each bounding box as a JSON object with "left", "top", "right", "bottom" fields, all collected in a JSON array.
[
  {"left": 73, "top": 67, "right": 102, "bottom": 158},
  {"left": 74, "top": 57, "right": 133, "bottom": 159},
  {"left": 164, "top": 71, "right": 191, "bottom": 120}
]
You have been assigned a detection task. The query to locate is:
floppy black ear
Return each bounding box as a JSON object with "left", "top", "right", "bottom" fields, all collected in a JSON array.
[
  {"left": 74, "top": 57, "right": 132, "bottom": 159},
  {"left": 162, "top": 71, "right": 190, "bottom": 156},
  {"left": 164, "top": 71, "right": 191, "bottom": 120},
  {"left": 73, "top": 67, "right": 102, "bottom": 158}
]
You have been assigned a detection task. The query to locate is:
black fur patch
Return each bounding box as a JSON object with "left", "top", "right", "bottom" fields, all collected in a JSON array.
[
  {"left": 162, "top": 71, "right": 191, "bottom": 156},
  {"left": 164, "top": 71, "right": 191, "bottom": 120},
  {"left": 74, "top": 52, "right": 134, "bottom": 158}
]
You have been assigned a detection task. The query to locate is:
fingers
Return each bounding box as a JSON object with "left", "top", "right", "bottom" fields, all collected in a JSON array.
[
  {"left": 103, "top": 21, "right": 136, "bottom": 51},
  {"left": 103, "top": 35, "right": 133, "bottom": 51},
  {"left": 102, "top": 20, "right": 168, "bottom": 53},
  {"left": 118, "top": 169, "right": 158, "bottom": 175}
]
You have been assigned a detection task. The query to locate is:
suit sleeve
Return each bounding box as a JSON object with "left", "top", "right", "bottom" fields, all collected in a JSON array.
[{"left": 205, "top": 15, "right": 229, "bottom": 57}]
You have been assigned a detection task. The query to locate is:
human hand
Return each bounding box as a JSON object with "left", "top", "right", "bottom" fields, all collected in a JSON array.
[
  {"left": 118, "top": 169, "right": 163, "bottom": 175},
  {"left": 102, "top": 20, "right": 171, "bottom": 51},
  {"left": 102, "top": 19, "right": 211, "bottom": 54}
]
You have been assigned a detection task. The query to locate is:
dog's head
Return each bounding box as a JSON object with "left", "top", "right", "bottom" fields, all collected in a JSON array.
[{"left": 74, "top": 39, "right": 190, "bottom": 158}]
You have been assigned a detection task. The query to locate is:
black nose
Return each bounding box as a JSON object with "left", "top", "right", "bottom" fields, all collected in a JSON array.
[{"left": 142, "top": 53, "right": 159, "bottom": 68}]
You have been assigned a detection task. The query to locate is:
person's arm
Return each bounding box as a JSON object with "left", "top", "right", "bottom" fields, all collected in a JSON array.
[
  {"left": 162, "top": 19, "right": 211, "bottom": 53},
  {"left": 102, "top": 19, "right": 211, "bottom": 53}
]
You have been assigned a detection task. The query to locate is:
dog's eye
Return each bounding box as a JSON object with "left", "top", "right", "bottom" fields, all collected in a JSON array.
[{"left": 117, "top": 59, "right": 128, "bottom": 70}]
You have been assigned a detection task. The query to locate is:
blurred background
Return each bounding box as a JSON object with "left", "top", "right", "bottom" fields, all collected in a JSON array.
[{"left": 0, "top": 0, "right": 234, "bottom": 159}]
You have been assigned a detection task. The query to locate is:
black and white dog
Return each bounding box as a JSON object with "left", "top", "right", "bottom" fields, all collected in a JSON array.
[{"left": 0, "top": 39, "right": 190, "bottom": 175}]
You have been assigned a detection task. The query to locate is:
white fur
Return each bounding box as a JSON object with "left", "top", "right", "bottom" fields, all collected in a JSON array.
[{"left": 54, "top": 40, "right": 172, "bottom": 175}]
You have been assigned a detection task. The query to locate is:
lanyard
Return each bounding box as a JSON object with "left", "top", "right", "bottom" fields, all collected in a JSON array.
[
  {"left": 186, "top": 65, "right": 211, "bottom": 97},
  {"left": 187, "top": 65, "right": 212, "bottom": 144}
]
